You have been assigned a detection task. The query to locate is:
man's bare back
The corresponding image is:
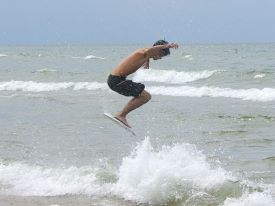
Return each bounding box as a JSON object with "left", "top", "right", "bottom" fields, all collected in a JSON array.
[{"left": 111, "top": 49, "right": 148, "bottom": 77}]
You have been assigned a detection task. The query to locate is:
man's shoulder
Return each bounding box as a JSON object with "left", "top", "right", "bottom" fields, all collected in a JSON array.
[
  {"left": 132, "top": 48, "right": 147, "bottom": 58},
  {"left": 135, "top": 47, "right": 153, "bottom": 58},
  {"left": 135, "top": 47, "right": 148, "bottom": 53}
]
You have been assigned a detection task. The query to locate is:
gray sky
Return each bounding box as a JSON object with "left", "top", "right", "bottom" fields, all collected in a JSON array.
[{"left": 1, "top": 0, "right": 275, "bottom": 44}]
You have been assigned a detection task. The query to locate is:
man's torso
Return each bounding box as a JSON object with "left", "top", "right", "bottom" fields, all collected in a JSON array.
[{"left": 111, "top": 48, "right": 148, "bottom": 77}]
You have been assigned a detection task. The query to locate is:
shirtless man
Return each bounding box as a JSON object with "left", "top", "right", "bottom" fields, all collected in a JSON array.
[{"left": 107, "top": 40, "right": 179, "bottom": 127}]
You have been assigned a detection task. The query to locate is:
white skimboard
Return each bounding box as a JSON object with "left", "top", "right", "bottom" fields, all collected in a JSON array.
[{"left": 104, "top": 113, "right": 136, "bottom": 136}]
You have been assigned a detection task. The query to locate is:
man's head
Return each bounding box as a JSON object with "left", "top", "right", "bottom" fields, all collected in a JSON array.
[{"left": 153, "top": 40, "right": 170, "bottom": 60}]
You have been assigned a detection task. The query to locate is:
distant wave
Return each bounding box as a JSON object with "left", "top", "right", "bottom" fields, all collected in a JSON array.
[
  {"left": 1, "top": 81, "right": 275, "bottom": 102},
  {"left": 183, "top": 54, "right": 193, "bottom": 60},
  {"left": 147, "top": 85, "right": 275, "bottom": 102},
  {"left": 0, "top": 81, "right": 107, "bottom": 92},
  {"left": 133, "top": 69, "right": 219, "bottom": 84},
  {"left": 72, "top": 54, "right": 105, "bottom": 60},
  {"left": 246, "top": 70, "right": 273, "bottom": 79},
  {"left": 0, "top": 54, "right": 8, "bottom": 57},
  {"left": 18, "top": 52, "right": 31, "bottom": 57},
  {"left": 32, "top": 69, "right": 57, "bottom": 73},
  {"left": 254, "top": 74, "right": 266, "bottom": 79}
]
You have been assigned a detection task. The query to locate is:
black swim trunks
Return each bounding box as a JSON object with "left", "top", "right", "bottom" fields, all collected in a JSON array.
[{"left": 107, "top": 74, "right": 145, "bottom": 97}]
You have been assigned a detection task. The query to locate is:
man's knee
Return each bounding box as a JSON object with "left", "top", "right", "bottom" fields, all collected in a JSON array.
[{"left": 140, "top": 90, "right": 151, "bottom": 102}]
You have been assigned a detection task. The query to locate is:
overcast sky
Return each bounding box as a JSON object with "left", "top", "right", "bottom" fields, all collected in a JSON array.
[{"left": 1, "top": 0, "right": 275, "bottom": 44}]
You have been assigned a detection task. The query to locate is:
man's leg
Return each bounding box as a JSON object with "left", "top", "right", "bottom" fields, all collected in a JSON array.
[{"left": 116, "top": 90, "right": 151, "bottom": 127}]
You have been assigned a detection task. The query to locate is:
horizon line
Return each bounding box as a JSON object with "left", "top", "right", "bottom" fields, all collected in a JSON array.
[{"left": 1, "top": 41, "right": 275, "bottom": 47}]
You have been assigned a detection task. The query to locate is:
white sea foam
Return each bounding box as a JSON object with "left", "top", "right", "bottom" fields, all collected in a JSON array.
[
  {"left": 0, "top": 138, "right": 231, "bottom": 203},
  {"left": 72, "top": 54, "right": 105, "bottom": 60},
  {"left": 0, "top": 138, "right": 273, "bottom": 205},
  {"left": 0, "top": 163, "right": 102, "bottom": 196},
  {"left": 183, "top": 54, "right": 193, "bottom": 60},
  {"left": 133, "top": 69, "right": 219, "bottom": 84},
  {"left": 254, "top": 73, "right": 266, "bottom": 79},
  {"left": 33, "top": 69, "right": 57, "bottom": 73},
  {"left": 0, "top": 81, "right": 107, "bottom": 92},
  {"left": 0, "top": 54, "right": 8, "bottom": 57},
  {"left": 112, "top": 137, "right": 231, "bottom": 204},
  {"left": 73, "top": 82, "right": 107, "bottom": 90},
  {"left": 147, "top": 85, "right": 275, "bottom": 102},
  {"left": 1, "top": 81, "right": 275, "bottom": 102},
  {"left": 84, "top": 55, "right": 105, "bottom": 60},
  {"left": 223, "top": 191, "right": 274, "bottom": 206}
]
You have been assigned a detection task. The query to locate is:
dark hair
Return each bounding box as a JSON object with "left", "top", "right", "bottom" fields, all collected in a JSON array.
[{"left": 153, "top": 40, "right": 170, "bottom": 56}]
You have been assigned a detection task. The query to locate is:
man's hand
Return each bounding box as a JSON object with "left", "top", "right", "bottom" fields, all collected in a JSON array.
[
  {"left": 142, "top": 60, "right": 150, "bottom": 69},
  {"left": 167, "top": 43, "right": 179, "bottom": 49}
]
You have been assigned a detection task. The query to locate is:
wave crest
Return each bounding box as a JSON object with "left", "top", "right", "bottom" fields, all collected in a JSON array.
[
  {"left": 133, "top": 69, "right": 219, "bottom": 84},
  {"left": 0, "top": 81, "right": 107, "bottom": 92},
  {"left": 113, "top": 137, "right": 231, "bottom": 204},
  {"left": 223, "top": 192, "right": 274, "bottom": 206},
  {"left": 0, "top": 54, "right": 8, "bottom": 57},
  {"left": 1, "top": 81, "right": 275, "bottom": 102},
  {"left": 72, "top": 54, "right": 105, "bottom": 60},
  {"left": 148, "top": 85, "right": 275, "bottom": 102},
  {"left": 0, "top": 138, "right": 273, "bottom": 205}
]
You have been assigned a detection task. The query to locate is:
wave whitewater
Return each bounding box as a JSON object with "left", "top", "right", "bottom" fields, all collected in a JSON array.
[
  {"left": 113, "top": 137, "right": 231, "bottom": 204},
  {"left": 0, "top": 81, "right": 107, "bottom": 92},
  {"left": 223, "top": 192, "right": 274, "bottom": 206},
  {"left": 133, "top": 69, "right": 219, "bottom": 84},
  {"left": 1, "top": 81, "right": 275, "bottom": 102},
  {"left": 0, "top": 54, "right": 8, "bottom": 57},
  {"left": 148, "top": 85, "right": 275, "bottom": 102},
  {"left": 0, "top": 138, "right": 273, "bottom": 205},
  {"left": 72, "top": 54, "right": 105, "bottom": 60}
]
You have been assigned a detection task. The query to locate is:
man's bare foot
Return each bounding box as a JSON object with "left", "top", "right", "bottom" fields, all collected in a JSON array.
[{"left": 115, "top": 114, "right": 131, "bottom": 128}]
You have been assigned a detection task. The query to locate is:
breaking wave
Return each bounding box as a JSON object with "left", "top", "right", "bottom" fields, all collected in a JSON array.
[
  {"left": 0, "top": 138, "right": 273, "bottom": 205},
  {"left": 133, "top": 69, "right": 219, "bottom": 84},
  {"left": 32, "top": 69, "right": 57, "bottom": 73},
  {"left": 0, "top": 81, "right": 107, "bottom": 92},
  {"left": 112, "top": 137, "right": 231, "bottom": 204},
  {"left": 0, "top": 54, "right": 8, "bottom": 57},
  {"left": 1, "top": 81, "right": 275, "bottom": 102},
  {"left": 147, "top": 85, "right": 275, "bottom": 102},
  {"left": 72, "top": 54, "right": 105, "bottom": 60},
  {"left": 223, "top": 191, "right": 274, "bottom": 206}
]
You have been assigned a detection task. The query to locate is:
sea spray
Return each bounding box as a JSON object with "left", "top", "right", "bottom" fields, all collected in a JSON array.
[
  {"left": 223, "top": 191, "right": 274, "bottom": 206},
  {"left": 0, "top": 163, "right": 102, "bottom": 196},
  {"left": 0, "top": 138, "right": 274, "bottom": 205},
  {"left": 113, "top": 137, "right": 230, "bottom": 204},
  {"left": 0, "top": 138, "right": 230, "bottom": 201}
]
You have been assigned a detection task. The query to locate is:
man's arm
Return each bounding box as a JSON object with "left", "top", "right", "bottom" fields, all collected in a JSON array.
[
  {"left": 142, "top": 59, "right": 150, "bottom": 69},
  {"left": 153, "top": 43, "right": 179, "bottom": 50},
  {"left": 144, "top": 43, "right": 179, "bottom": 59}
]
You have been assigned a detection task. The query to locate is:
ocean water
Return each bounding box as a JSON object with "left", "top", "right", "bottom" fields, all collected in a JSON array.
[{"left": 0, "top": 44, "right": 275, "bottom": 206}]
